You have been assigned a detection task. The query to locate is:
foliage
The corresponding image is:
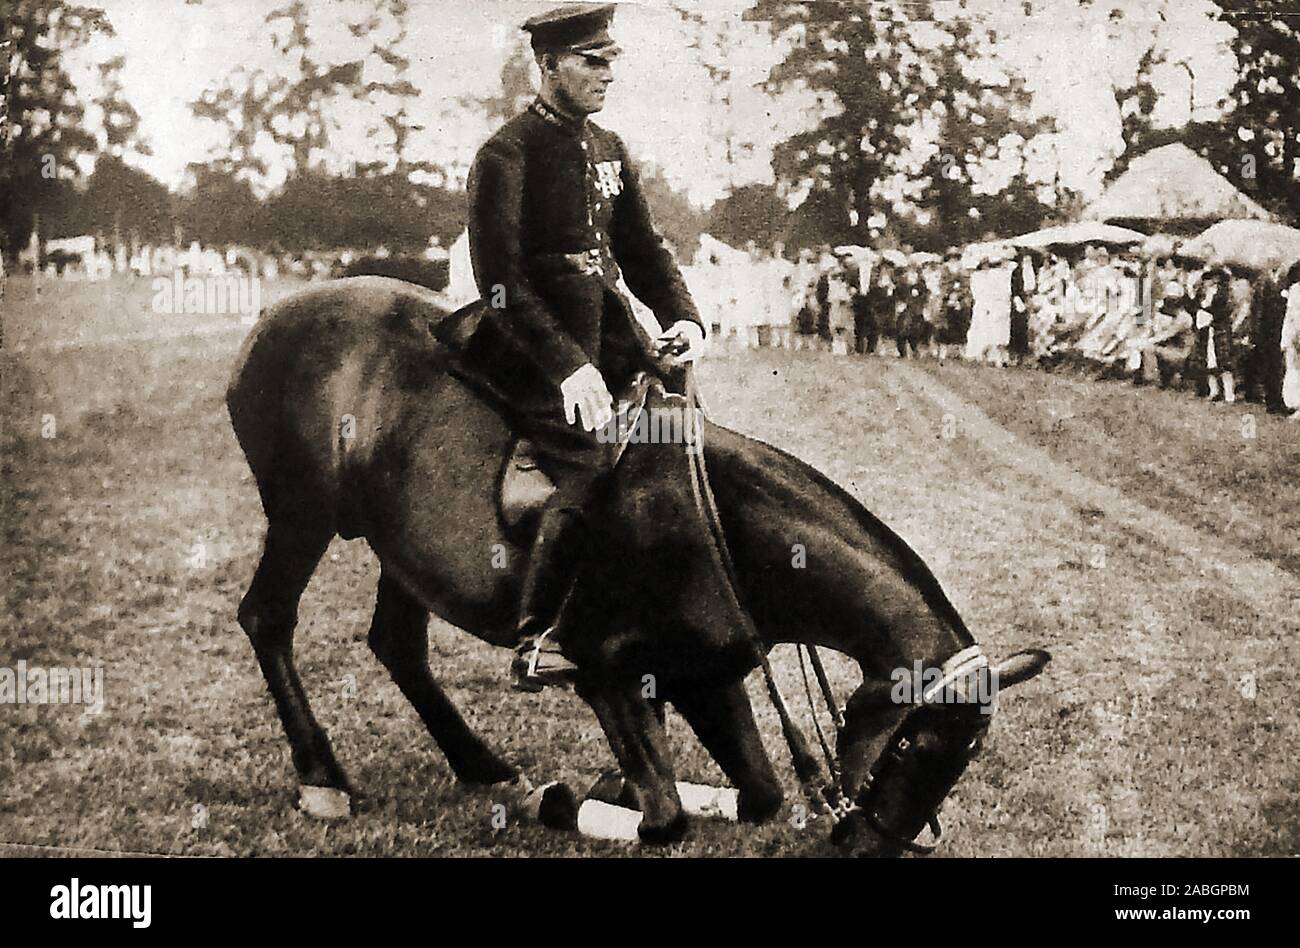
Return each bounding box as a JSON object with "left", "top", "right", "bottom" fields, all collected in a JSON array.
[
  {"left": 745, "top": 0, "right": 1056, "bottom": 250},
  {"left": 0, "top": 1, "right": 133, "bottom": 257}
]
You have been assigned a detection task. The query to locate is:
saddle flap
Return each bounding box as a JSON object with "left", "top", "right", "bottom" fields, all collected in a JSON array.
[{"left": 499, "top": 439, "right": 556, "bottom": 531}]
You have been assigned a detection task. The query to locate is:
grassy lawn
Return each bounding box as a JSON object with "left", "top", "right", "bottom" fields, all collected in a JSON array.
[{"left": 2, "top": 277, "right": 1296, "bottom": 856}]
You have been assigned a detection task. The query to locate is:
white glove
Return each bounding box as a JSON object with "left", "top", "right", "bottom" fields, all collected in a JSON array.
[
  {"left": 560, "top": 362, "right": 614, "bottom": 432},
  {"left": 656, "top": 320, "right": 707, "bottom": 364}
]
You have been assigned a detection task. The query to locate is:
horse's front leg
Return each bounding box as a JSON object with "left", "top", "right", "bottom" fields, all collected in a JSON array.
[
  {"left": 577, "top": 679, "right": 686, "bottom": 844},
  {"left": 669, "top": 679, "right": 784, "bottom": 823}
]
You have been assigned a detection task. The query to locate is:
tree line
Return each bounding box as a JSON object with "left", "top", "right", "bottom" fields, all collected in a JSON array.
[{"left": 3, "top": 0, "right": 1299, "bottom": 264}]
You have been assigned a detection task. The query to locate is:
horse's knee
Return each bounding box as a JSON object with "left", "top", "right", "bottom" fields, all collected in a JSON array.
[{"left": 238, "top": 595, "right": 296, "bottom": 651}]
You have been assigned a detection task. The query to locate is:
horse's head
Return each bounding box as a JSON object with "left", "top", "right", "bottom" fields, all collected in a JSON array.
[{"left": 831, "top": 648, "right": 1050, "bottom": 855}]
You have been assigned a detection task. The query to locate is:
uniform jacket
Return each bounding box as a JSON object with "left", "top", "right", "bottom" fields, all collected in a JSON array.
[{"left": 465, "top": 98, "right": 701, "bottom": 399}]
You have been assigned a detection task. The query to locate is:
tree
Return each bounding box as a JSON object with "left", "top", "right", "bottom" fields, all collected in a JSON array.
[
  {"left": 190, "top": 1, "right": 364, "bottom": 181},
  {"left": 747, "top": 0, "right": 1053, "bottom": 248},
  {"left": 910, "top": 12, "right": 1055, "bottom": 247},
  {"left": 705, "top": 183, "right": 791, "bottom": 250},
  {"left": 1, "top": 1, "right": 122, "bottom": 259},
  {"left": 465, "top": 36, "right": 536, "bottom": 128},
  {"left": 1210, "top": 2, "right": 1300, "bottom": 221},
  {"left": 746, "top": 0, "right": 918, "bottom": 245}
]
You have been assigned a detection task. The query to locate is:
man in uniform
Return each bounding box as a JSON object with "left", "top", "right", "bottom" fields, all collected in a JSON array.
[{"left": 465, "top": 4, "right": 707, "bottom": 690}]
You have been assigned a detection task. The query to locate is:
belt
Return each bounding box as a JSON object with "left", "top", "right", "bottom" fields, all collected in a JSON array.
[{"left": 532, "top": 250, "right": 604, "bottom": 278}]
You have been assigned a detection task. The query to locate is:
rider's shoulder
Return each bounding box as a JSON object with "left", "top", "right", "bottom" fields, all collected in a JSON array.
[
  {"left": 476, "top": 110, "right": 541, "bottom": 161},
  {"left": 587, "top": 121, "right": 625, "bottom": 153}
]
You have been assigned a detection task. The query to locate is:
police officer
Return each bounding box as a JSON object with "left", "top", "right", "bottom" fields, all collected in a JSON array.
[{"left": 465, "top": 4, "right": 706, "bottom": 690}]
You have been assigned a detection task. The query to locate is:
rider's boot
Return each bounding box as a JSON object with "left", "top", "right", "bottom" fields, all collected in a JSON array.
[{"left": 510, "top": 506, "right": 585, "bottom": 692}]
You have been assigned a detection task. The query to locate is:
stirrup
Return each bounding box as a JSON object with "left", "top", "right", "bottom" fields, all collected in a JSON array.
[{"left": 510, "top": 628, "right": 578, "bottom": 692}]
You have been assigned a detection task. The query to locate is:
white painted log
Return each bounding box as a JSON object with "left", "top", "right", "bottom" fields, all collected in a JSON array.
[
  {"left": 576, "top": 782, "right": 739, "bottom": 843},
  {"left": 676, "top": 781, "right": 739, "bottom": 821},
  {"left": 298, "top": 785, "right": 351, "bottom": 821},
  {"left": 577, "top": 799, "right": 642, "bottom": 842}
]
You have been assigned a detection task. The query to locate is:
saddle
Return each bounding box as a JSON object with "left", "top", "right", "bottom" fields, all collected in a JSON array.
[
  {"left": 496, "top": 376, "right": 655, "bottom": 534},
  {"left": 498, "top": 440, "right": 556, "bottom": 533}
]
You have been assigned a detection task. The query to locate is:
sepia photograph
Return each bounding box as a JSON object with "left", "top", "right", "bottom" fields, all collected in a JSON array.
[{"left": 0, "top": 0, "right": 1295, "bottom": 919}]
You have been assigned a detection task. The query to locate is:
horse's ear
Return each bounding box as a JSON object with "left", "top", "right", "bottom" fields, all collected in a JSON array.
[{"left": 992, "top": 649, "right": 1051, "bottom": 688}]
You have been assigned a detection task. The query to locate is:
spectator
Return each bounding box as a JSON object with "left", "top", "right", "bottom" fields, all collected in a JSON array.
[
  {"left": 1281, "top": 262, "right": 1300, "bottom": 415},
  {"left": 827, "top": 255, "right": 855, "bottom": 354},
  {"left": 868, "top": 261, "right": 897, "bottom": 353},
  {"left": 935, "top": 265, "right": 971, "bottom": 363},
  {"left": 1194, "top": 266, "right": 1236, "bottom": 403},
  {"left": 1009, "top": 253, "right": 1033, "bottom": 365},
  {"left": 1245, "top": 268, "right": 1287, "bottom": 411},
  {"left": 852, "top": 253, "right": 878, "bottom": 355},
  {"left": 896, "top": 265, "right": 931, "bottom": 359}
]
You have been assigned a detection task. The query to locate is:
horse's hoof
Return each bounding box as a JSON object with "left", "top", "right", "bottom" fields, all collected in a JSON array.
[
  {"left": 535, "top": 782, "right": 580, "bottom": 831},
  {"left": 298, "top": 785, "right": 351, "bottom": 821},
  {"left": 637, "top": 810, "right": 689, "bottom": 846},
  {"left": 454, "top": 756, "right": 520, "bottom": 787},
  {"left": 736, "top": 785, "right": 783, "bottom": 824}
]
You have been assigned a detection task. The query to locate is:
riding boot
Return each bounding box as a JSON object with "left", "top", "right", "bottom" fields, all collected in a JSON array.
[{"left": 510, "top": 505, "right": 586, "bottom": 692}]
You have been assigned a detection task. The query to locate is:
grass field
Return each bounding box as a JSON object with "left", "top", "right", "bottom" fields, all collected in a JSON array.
[{"left": 2, "top": 274, "right": 1297, "bottom": 857}]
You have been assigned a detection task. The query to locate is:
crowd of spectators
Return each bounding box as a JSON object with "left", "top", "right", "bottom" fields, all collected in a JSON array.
[{"left": 691, "top": 240, "right": 1300, "bottom": 417}]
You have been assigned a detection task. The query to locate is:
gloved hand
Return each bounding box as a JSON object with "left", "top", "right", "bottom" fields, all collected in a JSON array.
[
  {"left": 655, "top": 320, "right": 707, "bottom": 364},
  {"left": 560, "top": 362, "right": 614, "bottom": 432}
]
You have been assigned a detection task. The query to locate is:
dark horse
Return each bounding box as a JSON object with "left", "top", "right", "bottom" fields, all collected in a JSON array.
[{"left": 226, "top": 275, "right": 1048, "bottom": 850}]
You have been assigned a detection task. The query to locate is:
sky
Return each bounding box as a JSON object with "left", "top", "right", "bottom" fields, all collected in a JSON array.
[{"left": 66, "top": 0, "right": 1241, "bottom": 209}]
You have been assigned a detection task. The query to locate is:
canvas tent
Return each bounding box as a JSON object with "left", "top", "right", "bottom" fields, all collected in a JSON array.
[
  {"left": 1179, "top": 220, "right": 1300, "bottom": 273},
  {"left": 1083, "top": 143, "right": 1273, "bottom": 235},
  {"left": 1012, "top": 221, "right": 1146, "bottom": 250}
]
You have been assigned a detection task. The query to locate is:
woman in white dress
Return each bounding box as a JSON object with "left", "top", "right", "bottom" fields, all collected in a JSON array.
[
  {"left": 1282, "top": 262, "right": 1300, "bottom": 414},
  {"left": 965, "top": 259, "right": 1012, "bottom": 366}
]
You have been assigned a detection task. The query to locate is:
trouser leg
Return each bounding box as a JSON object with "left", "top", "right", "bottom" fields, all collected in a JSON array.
[
  {"left": 510, "top": 460, "right": 603, "bottom": 689},
  {"left": 515, "top": 499, "right": 588, "bottom": 641}
]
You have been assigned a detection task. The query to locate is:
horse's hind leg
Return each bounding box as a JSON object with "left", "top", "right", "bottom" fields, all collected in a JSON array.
[
  {"left": 238, "top": 519, "right": 353, "bottom": 811},
  {"left": 367, "top": 570, "right": 517, "bottom": 786}
]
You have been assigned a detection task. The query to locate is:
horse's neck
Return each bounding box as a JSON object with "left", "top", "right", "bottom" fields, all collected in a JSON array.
[
  {"left": 704, "top": 424, "right": 972, "bottom": 664},
  {"left": 702, "top": 429, "right": 866, "bottom": 652}
]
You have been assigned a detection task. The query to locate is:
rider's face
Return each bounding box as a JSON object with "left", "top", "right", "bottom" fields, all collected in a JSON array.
[{"left": 545, "top": 52, "right": 614, "bottom": 116}]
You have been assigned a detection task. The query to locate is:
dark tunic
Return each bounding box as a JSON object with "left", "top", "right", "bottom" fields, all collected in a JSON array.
[
  {"left": 1009, "top": 260, "right": 1030, "bottom": 356},
  {"left": 464, "top": 98, "right": 702, "bottom": 488}
]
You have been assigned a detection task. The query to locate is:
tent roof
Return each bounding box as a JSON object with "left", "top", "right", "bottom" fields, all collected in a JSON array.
[
  {"left": 1178, "top": 219, "right": 1300, "bottom": 272},
  {"left": 1084, "top": 143, "right": 1273, "bottom": 226},
  {"left": 1011, "top": 221, "right": 1146, "bottom": 249}
]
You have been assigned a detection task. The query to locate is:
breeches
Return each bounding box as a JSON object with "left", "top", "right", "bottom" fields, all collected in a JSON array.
[{"left": 512, "top": 390, "right": 619, "bottom": 515}]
